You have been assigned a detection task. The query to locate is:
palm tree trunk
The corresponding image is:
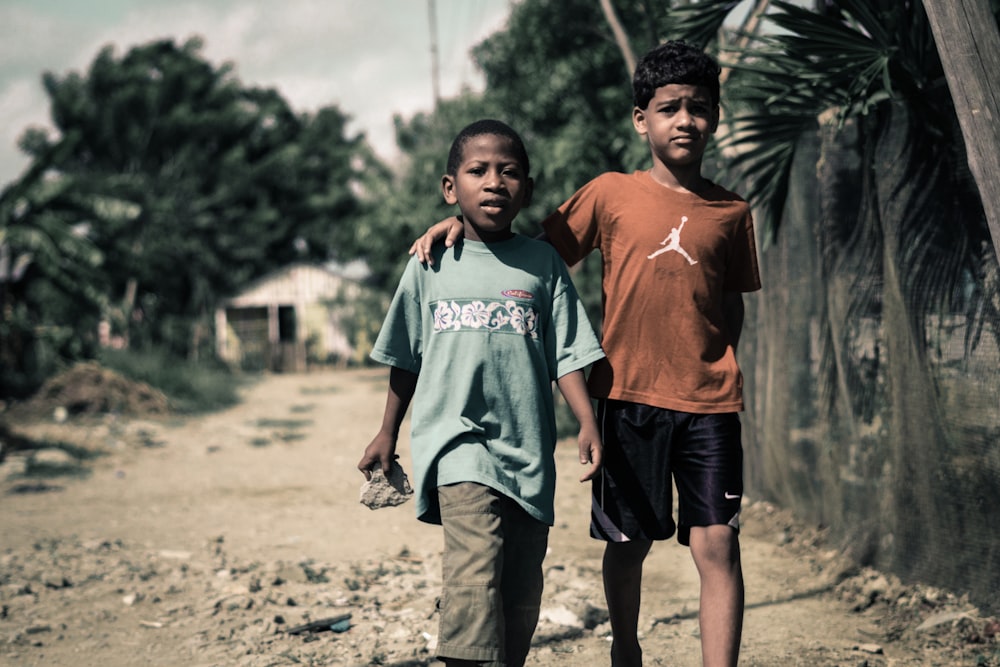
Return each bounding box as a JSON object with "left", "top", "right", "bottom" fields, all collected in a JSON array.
[{"left": 870, "top": 101, "right": 951, "bottom": 582}]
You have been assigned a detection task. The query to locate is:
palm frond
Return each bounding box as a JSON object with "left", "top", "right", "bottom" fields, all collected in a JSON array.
[
  {"left": 718, "top": 1, "right": 912, "bottom": 235},
  {"left": 767, "top": 2, "right": 895, "bottom": 88},
  {"left": 663, "top": 0, "right": 743, "bottom": 48},
  {"left": 717, "top": 108, "right": 816, "bottom": 242}
]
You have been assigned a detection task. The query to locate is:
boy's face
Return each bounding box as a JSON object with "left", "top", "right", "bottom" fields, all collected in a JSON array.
[
  {"left": 441, "top": 134, "right": 532, "bottom": 243},
  {"left": 633, "top": 83, "right": 719, "bottom": 170}
]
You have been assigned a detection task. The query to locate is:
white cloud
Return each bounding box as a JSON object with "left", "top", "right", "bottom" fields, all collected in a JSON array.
[
  {"left": 0, "top": 79, "right": 49, "bottom": 181},
  {"left": 0, "top": 0, "right": 511, "bottom": 186}
]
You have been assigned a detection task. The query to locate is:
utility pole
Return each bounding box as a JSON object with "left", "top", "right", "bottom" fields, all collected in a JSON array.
[
  {"left": 923, "top": 0, "right": 1000, "bottom": 261},
  {"left": 427, "top": 0, "right": 441, "bottom": 106}
]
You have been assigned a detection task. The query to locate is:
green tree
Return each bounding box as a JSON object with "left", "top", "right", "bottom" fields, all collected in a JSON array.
[
  {"left": 472, "top": 0, "right": 646, "bottom": 208},
  {"left": 0, "top": 139, "right": 106, "bottom": 397},
  {"left": 23, "top": 37, "right": 371, "bottom": 358}
]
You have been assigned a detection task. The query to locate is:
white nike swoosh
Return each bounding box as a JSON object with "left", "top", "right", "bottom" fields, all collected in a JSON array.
[{"left": 724, "top": 492, "right": 741, "bottom": 500}]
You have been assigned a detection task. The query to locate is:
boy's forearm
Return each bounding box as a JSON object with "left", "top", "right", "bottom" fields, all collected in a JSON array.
[
  {"left": 557, "top": 369, "right": 603, "bottom": 481},
  {"left": 556, "top": 370, "right": 598, "bottom": 430},
  {"left": 360, "top": 366, "right": 417, "bottom": 478},
  {"left": 377, "top": 366, "right": 418, "bottom": 437}
]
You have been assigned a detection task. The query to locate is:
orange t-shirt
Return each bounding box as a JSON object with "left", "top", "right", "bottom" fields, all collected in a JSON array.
[{"left": 542, "top": 171, "right": 761, "bottom": 413}]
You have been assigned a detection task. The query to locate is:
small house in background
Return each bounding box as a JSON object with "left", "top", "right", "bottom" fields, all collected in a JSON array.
[{"left": 215, "top": 262, "right": 375, "bottom": 372}]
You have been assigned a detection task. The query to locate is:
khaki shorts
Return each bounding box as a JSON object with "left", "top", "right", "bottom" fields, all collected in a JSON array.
[{"left": 437, "top": 482, "right": 549, "bottom": 667}]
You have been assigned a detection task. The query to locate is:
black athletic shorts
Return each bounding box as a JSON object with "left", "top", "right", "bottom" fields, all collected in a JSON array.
[{"left": 590, "top": 398, "right": 743, "bottom": 546}]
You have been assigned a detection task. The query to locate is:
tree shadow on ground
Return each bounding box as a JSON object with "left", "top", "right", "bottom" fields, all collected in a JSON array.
[{"left": 1, "top": 422, "right": 106, "bottom": 493}]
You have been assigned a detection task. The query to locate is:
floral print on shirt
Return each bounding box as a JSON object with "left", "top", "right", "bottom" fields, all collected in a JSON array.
[{"left": 431, "top": 299, "right": 539, "bottom": 338}]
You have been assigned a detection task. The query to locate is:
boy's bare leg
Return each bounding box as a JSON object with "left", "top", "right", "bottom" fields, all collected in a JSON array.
[
  {"left": 603, "top": 539, "right": 652, "bottom": 667},
  {"left": 689, "top": 525, "right": 744, "bottom": 667}
]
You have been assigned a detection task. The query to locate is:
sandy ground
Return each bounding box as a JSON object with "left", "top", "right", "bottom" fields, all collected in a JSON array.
[{"left": 1, "top": 368, "right": 997, "bottom": 667}]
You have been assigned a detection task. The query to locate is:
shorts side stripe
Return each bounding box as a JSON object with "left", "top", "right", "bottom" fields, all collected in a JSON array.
[
  {"left": 591, "top": 493, "right": 630, "bottom": 542},
  {"left": 590, "top": 400, "right": 631, "bottom": 542}
]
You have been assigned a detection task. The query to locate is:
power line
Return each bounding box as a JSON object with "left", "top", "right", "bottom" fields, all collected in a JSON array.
[{"left": 427, "top": 0, "right": 441, "bottom": 106}]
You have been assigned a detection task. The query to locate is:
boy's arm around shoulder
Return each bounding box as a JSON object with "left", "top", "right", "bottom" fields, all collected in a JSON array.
[
  {"left": 556, "top": 370, "right": 603, "bottom": 482},
  {"left": 358, "top": 366, "right": 418, "bottom": 480},
  {"left": 408, "top": 178, "right": 606, "bottom": 265},
  {"left": 408, "top": 216, "right": 464, "bottom": 265},
  {"left": 405, "top": 174, "right": 612, "bottom": 265}
]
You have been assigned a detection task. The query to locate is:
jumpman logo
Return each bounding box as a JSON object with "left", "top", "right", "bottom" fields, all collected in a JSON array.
[{"left": 648, "top": 216, "right": 698, "bottom": 265}]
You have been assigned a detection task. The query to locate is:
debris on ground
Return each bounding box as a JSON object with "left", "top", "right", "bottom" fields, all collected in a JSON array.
[{"left": 7, "top": 362, "right": 169, "bottom": 421}]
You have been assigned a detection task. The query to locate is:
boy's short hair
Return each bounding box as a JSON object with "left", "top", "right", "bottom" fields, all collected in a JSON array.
[
  {"left": 446, "top": 119, "right": 530, "bottom": 177},
  {"left": 632, "top": 41, "right": 721, "bottom": 110}
]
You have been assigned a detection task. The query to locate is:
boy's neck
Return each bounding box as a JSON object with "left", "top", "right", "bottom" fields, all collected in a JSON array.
[
  {"left": 463, "top": 224, "right": 515, "bottom": 244},
  {"left": 647, "top": 162, "right": 711, "bottom": 194}
]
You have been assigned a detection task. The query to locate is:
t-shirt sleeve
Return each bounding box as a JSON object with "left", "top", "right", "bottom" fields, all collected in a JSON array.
[
  {"left": 370, "top": 257, "right": 423, "bottom": 373},
  {"left": 541, "top": 177, "right": 604, "bottom": 266},
  {"left": 546, "top": 258, "right": 606, "bottom": 379},
  {"left": 724, "top": 207, "right": 762, "bottom": 293}
]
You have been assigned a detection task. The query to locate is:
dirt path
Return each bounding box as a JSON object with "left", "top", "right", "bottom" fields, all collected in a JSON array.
[{"left": 1, "top": 369, "right": 995, "bottom": 666}]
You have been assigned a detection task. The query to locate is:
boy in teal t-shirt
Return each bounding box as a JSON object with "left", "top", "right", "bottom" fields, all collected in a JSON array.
[{"left": 358, "top": 119, "right": 605, "bottom": 667}]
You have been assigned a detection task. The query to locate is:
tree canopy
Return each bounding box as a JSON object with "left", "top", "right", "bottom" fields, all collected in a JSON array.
[{"left": 2, "top": 37, "right": 377, "bottom": 392}]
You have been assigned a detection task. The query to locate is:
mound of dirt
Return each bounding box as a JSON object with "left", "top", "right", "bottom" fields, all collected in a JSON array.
[{"left": 12, "top": 362, "right": 170, "bottom": 419}]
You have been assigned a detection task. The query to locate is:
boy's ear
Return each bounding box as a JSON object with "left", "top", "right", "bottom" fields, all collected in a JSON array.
[
  {"left": 709, "top": 105, "right": 720, "bottom": 134},
  {"left": 523, "top": 176, "right": 534, "bottom": 207},
  {"left": 632, "top": 106, "right": 648, "bottom": 136},
  {"left": 441, "top": 174, "right": 458, "bottom": 205}
]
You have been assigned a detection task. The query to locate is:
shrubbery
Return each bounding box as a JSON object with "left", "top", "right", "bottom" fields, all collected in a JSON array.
[{"left": 98, "top": 348, "right": 244, "bottom": 414}]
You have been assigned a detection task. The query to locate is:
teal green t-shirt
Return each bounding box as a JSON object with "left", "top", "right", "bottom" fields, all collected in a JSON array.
[{"left": 371, "top": 235, "right": 605, "bottom": 525}]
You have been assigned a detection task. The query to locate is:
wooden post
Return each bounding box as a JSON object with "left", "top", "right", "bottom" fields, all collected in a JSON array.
[
  {"left": 267, "top": 303, "right": 280, "bottom": 371},
  {"left": 214, "top": 307, "right": 228, "bottom": 360},
  {"left": 922, "top": 0, "right": 1000, "bottom": 261}
]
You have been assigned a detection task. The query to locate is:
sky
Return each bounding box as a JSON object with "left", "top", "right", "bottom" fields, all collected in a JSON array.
[{"left": 0, "top": 0, "right": 514, "bottom": 188}]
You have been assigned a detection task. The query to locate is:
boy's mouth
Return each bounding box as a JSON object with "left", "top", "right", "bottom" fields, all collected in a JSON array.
[{"left": 480, "top": 198, "right": 508, "bottom": 210}]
